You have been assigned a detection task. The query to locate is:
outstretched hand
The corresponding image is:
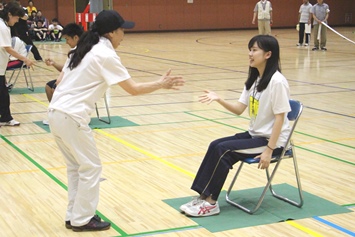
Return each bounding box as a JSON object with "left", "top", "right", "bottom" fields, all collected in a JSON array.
[
  {"left": 199, "top": 90, "right": 220, "bottom": 104},
  {"left": 159, "top": 69, "right": 184, "bottom": 90}
]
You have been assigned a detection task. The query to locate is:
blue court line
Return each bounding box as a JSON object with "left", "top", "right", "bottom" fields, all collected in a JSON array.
[{"left": 313, "top": 216, "right": 355, "bottom": 236}]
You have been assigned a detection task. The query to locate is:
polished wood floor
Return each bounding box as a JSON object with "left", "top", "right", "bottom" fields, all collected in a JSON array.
[{"left": 1, "top": 27, "right": 354, "bottom": 237}]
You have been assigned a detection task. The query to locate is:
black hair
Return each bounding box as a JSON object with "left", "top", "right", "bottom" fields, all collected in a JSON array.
[
  {"left": 245, "top": 35, "right": 281, "bottom": 92},
  {"left": 62, "top": 23, "right": 83, "bottom": 38},
  {"left": 0, "top": 2, "right": 25, "bottom": 22}
]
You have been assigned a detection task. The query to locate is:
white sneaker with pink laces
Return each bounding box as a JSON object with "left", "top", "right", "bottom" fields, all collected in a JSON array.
[{"left": 184, "top": 200, "right": 220, "bottom": 217}]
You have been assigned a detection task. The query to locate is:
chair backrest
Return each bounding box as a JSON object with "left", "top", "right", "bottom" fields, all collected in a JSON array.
[
  {"left": 288, "top": 100, "right": 303, "bottom": 121},
  {"left": 25, "top": 45, "right": 32, "bottom": 54}
]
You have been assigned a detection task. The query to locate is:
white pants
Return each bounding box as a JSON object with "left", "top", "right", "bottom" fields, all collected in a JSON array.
[{"left": 48, "top": 109, "right": 102, "bottom": 226}]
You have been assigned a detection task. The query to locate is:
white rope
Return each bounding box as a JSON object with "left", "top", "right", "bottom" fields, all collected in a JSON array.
[{"left": 321, "top": 22, "right": 355, "bottom": 45}]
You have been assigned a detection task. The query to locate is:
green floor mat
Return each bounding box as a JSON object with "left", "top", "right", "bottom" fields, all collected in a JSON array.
[
  {"left": 164, "top": 183, "right": 352, "bottom": 233},
  {"left": 10, "top": 87, "right": 45, "bottom": 94},
  {"left": 34, "top": 116, "right": 139, "bottom": 133}
]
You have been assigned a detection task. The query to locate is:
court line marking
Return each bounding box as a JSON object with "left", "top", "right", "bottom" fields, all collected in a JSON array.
[
  {"left": 94, "top": 129, "right": 195, "bottom": 178},
  {"left": 286, "top": 220, "right": 324, "bottom": 237},
  {"left": 313, "top": 216, "right": 355, "bottom": 237},
  {"left": 0, "top": 134, "right": 128, "bottom": 236}
]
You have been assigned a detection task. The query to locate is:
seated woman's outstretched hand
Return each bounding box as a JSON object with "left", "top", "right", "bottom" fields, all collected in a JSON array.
[{"left": 199, "top": 90, "right": 220, "bottom": 104}]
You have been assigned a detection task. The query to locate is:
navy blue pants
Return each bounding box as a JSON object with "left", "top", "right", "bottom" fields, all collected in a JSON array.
[
  {"left": 191, "top": 131, "right": 283, "bottom": 200},
  {"left": 0, "top": 75, "right": 13, "bottom": 122}
]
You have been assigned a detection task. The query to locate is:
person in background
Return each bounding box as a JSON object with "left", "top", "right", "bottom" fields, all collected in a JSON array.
[
  {"left": 11, "top": 0, "right": 42, "bottom": 60},
  {"left": 48, "top": 18, "right": 63, "bottom": 42},
  {"left": 252, "top": 0, "right": 273, "bottom": 35},
  {"left": 0, "top": 2, "right": 34, "bottom": 126},
  {"left": 33, "top": 19, "right": 47, "bottom": 41},
  {"left": 26, "top": 0, "right": 37, "bottom": 16},
  {"left": 311, "top": 0, "right": 330, "bottom": 51},
  {"left": 180, "top": 35, "right": 290, "bottom": 217},
  {"left": 297, "top": 0, "right": 312, "bottom": 46}
]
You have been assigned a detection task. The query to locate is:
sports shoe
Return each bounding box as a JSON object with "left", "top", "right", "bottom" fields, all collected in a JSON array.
[
  {"left": 72, "top": 215, "right": 110, "bottom": 232},
  {"left": 180, "top": 197, "right": 203, "bottom": 213},
  {"left": 312, "top": 47, "right": 319, "bottom": 51},
  {"left": 42, "top": 120, "right": 49, "bottom": 125},
  {"left": 321, "top": 47, "right": 327, "bottom": 51},
  {"left": 296, "top": 43, "right": 301, "bottom": 46},
  {"left": 184, "top": 200, "right": 220, "bottom": 217},
  {"left": 0, "top": 119, "right": 20, "bottom": 126},
  {"left": 66, "top": 214, "right": 101, "bottom": 229},
  {"left": 304, "top": 43, "right": 309, "bottom": 46}
]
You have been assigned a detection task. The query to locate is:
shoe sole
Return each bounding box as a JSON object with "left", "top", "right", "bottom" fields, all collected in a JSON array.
[
  {"left": 185, "top": 211, "right": 220, "bottom": 217},
  {"left": 72, "top": 225, "right": 110, "bottom": 232}
]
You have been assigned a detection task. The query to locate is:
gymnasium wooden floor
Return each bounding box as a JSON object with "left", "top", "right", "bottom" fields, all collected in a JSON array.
[{"left": 1, "top": 27, "right": 354, "bottom": 237}]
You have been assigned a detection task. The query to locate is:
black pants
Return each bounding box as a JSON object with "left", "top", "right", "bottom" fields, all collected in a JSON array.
[
  {"left": 299, "top": 23, "right": 310, "bottom": 44},
  {"left": 18, "top": 34, "right": 42, "bottom": 60},
  {"left": 191, "top": 131, "right": 283, "bottom": 200},
  {"left": 0, "top": 75, "right": 13, "bottom": 122}
]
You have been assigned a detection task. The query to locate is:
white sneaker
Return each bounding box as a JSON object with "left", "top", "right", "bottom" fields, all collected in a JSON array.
[
  {"left": 180, "top": 197, "right": 203, "bottom": 213},
  {"left": 296, "top": 43, "right": 301, "bottom": 46},
  {"left": 42, "top": 120, "right": 49, "bottom": 125},
  {"left": 184, "top": 200, "right": 220, "bottom": 217},
  {"left": 304, "top": 43, "right": 309, "bottom": 46},
  {"left": 0, "top": 119, "right": 20, "bottom": 126}
]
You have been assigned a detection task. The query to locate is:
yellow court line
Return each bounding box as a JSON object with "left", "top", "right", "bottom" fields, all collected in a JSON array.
[
  {"left": 95, "top": 129, "right": 195, "bottom": 178},
  {"left": 286, "top": 220, "right": 324, "bottom": 237},
  {"left": 22, "top": 94, "right": 48, "bottom": 107}
]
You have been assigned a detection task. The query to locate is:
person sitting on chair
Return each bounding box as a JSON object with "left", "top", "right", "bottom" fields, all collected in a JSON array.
[
  {"left": 180, "top": 35, "right": 291, "bottom": 217},
  {"left": 42, "top": 23, "right": 83, "bottom": 125}
]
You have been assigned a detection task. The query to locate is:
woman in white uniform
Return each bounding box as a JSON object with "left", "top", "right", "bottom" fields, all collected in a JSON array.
[
  {"left": 48, "top": 10, "right": 184, "bottom": 232},
  {"left": 180, "top": 35, "right": 291, "bottom": 217},
  {"left": 0, "top": 2, "right": 34, "bottom": 126}
]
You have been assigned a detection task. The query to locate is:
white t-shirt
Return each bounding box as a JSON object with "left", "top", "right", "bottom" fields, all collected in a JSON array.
[
  {"left": 299, "top": 3, "right": 313, "bottom": 23},
  {"left": 48, "top": 24, "right": 63, "bottom": 32},
  {"left": 0, "top": 18, "right": 11, "bottom": 75},
  {"left": 9, "top": 37, "right": 27, "bottom": 61},
  {"left": 49, "top": 37, "right": 131, "bottom": 125},
  {"left": 239, "top": 71, "right": 291, "bottom": 147}
]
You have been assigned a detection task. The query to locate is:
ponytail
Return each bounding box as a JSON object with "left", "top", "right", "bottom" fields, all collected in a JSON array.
[{"left": 68, "top": 30, "right": 100, "bottom": 70}]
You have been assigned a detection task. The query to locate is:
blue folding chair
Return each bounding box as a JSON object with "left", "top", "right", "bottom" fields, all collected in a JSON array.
[
  {"left": 7, "top": 45, "right": 34, "bottom": 92},
  {"left": 226, "top": 99, "right": 304, "bottom": 214}
]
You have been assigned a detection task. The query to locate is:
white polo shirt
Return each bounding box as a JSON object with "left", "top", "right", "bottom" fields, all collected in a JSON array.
[
  {"left": 239, "top": 71, "right": 291, "bottom": 147},
  {"left": 0, "top": 18, "right": 11, "bottom": 75},
  {"left": 49, "top": 37, "right": 131, "bottom": 125}
]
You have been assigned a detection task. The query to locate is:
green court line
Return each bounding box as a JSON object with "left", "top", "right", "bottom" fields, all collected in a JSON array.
[
  {"left": 0, "top": 134, "right": 128, "bottom": 236},
  {"left": 117, "top": 225, "right": 200, "bottom": 237},
  {"left": 342, "top": 203, "right": 355, "bottom": 207}
]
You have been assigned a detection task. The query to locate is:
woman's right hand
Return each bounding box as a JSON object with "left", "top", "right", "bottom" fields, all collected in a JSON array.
[
  {"left": 24, "top": 58, "right": 34, "bottom": 67},
  {"left": 199, "top": 90, "right": 220, "bottom": 104}
]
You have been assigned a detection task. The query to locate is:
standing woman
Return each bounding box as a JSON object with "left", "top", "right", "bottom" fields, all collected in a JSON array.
[
  {"left": 48, "top": 10, "right": 184, "bottom": 232},
  {"left": 0, "top": 2, "right": 34, "bottom": 126},
  {"left": 180, "top": 35, "right": 291, "bottom": 217}
]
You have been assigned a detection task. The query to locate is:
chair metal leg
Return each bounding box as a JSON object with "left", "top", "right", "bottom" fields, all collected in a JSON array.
[
  {"left": 23, "top": 68, "right": 34, "bottom": 91},
  {"left": 95, "top": 93, "right": 111, "bottom": 124},
  {"left": 268, "top": 147, "right": 304, "bottom": 207},
  {"left": 226, "top": 148, "right": 303, "bottom": 214}
]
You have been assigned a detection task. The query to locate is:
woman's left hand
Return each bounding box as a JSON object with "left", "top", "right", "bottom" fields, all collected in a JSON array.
[{"left": 254, "top": 151, "right": 272, "bottom": 169}]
